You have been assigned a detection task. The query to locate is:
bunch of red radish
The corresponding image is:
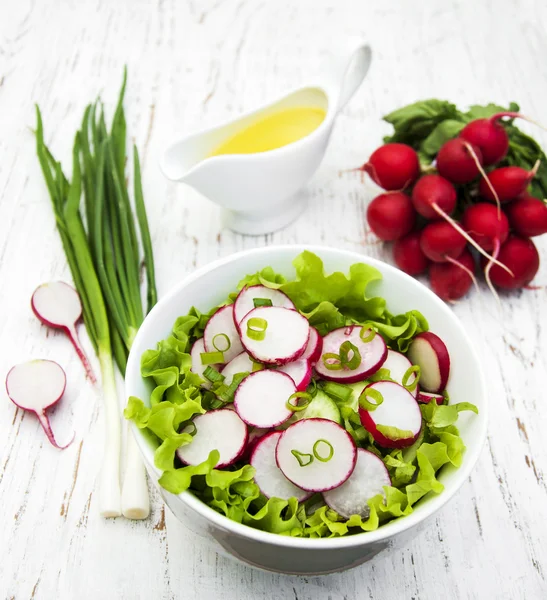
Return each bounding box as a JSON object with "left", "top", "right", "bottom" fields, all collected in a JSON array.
[{"left": 363, "top": 112, "right": 547, "bottom": 301}]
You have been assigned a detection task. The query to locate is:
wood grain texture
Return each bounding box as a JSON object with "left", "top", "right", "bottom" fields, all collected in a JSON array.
[{"left": 1, "top": 0, "right": 547, "bottom": 598}]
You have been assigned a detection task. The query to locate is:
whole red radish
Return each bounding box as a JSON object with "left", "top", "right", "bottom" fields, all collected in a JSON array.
[
  {"left": 362, "top": 144, "right": 420, "bottom": 191},
  {"left": 481, "top": 235, "right": 540, "bottom": 289},
  {"left": 366, "top": 192, "right": 416, "bottom": 241},
  {"left": 429, "top": 249, "right": 476, "bottom": 301},
  {"left": 505, "top": 193, "right": 547, "bottom": 237},
  {"left": 436, "top": 138, "right": 483, "bottom": 184},
  {"left": 462, "top": 203, "right": 509, "bottom": 252},
  {"left": 420, "top": 221, "right": 467, "bottom": 262},
  {"left": 393, "top": 232, "right": 430, "bottom": 275},
  {"left": 479, "top": 164, "right": 539, "bottom": 203},
  {"left": 460, "top": 118, "right": 509, "bottom": 165},
  {"left": 411, "top": 174, "right": 457, "bottom": 219}
]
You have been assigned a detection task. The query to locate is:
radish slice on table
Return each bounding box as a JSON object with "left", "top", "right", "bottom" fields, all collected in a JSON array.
[
  {"left": 301, "top": 327, "right": 323, "bottom": 364},
  {"left": 315, "top": 326, "right": 387, "bottom": 383},
  {"left": 31, "top": 281, "right": 96, "bottom": 384},
  {"left": 275, "top": 418, "right": 357, "bottom": 492},
  {"left": 5, "top": 360, "right": 73, "bottom": 449},
  {"left": 221, "top": 352, "right": 257, "bottom": 387},
  {"left": 323, "top": 449, "right": 391, "bottom": 518},
  {"left": 276, "top": 359, "right": 312, "bottom": 391},
  {"left": 234, "top": 370, "right": 296, "bottom": 428},
  {"left": 239, "top": 307, "right": 310, "bottom": 365},
  {"left": 176, "top": 409, "right": 247, "bottom": 468},
  {"left": 417, "top": 390, "right": 444, "bottom": 405},
  {"left": 233, "top": 285, "right": 296, "bottom": 328},
  {"left": 359, "top": 381, "right": 422, "bottom": 449},
  {"left": 382, "top": 350, "right": 419, "bottom": 397},
  {"left": 190, "top": 338, "right": 217, "bottom": 390},
  {"left": 407, "top": 332, "right": 450, "bottom": 393},
  {"left": 250, "top": 431, "right": 311, "bottom": 501},
  {"left": 203, "top": 305, "right": 244, "bottom": 364}
]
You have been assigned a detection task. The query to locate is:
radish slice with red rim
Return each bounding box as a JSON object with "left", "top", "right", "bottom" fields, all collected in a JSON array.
[
  {"left": 359, "top": 381, "right": 422, "bottom": 449},
  {"left": 241, "top": 426, "right": 270, "bottom": 460},
  {"left": 233, "top": 285, "right": 296, "bottom": 328},
  {"left": 234, "top": 370, "right": 296, "bottom": 428},
  {"left": 275, "top": 418, "right": 357, "bottom": 492},
  {"left": 239, "top": 307, "right": 310, "bottom": 366},
  {"left": 301, "top": 327, "right": 323, "bottom": 364},
  {"left": 250, "top": 431, "right": 312, "bottom": 501},
  {"left": 407, "top": 332, "right": 450, "bottom": 393},
  {"left": 220, "top": 352, "right": 257, "bottom": 387},
  {"left": 417, "top": 390, "right": 444, "bottom": 405},
  {"left": 190, "top": 338, "right": 217, "bottom": 390},
  {"left": 176, "top": 409, "right": 248, "bottom": 468},
  {"left": 382, "top": 349, "right": 419, "bottom": 397},
  {"left": 276, "top": 359, "right": 312, "bottom": 392},
  {"left": 323, "top": 449, "right": 391, "bottom": 518},
  {"left": 315, "top": 326, "right": 387, "bottom": 383},
  {"left": 203, "top": 305, "right": 244, "bottom": 364}
]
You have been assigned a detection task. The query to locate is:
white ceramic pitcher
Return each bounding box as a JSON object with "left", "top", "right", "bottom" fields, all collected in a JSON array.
[{"left": 160, "top": 39, "right": 372, "bottom": 235}]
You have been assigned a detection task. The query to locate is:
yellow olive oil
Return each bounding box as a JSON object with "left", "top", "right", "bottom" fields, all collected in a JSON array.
[{"left": 210, "top": 106, "right": 326, "bottom": 156}]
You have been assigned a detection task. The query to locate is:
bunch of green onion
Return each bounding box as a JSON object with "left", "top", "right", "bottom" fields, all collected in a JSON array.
[{"left": 35, "top": 70, "right": 156, "bottom": 519}]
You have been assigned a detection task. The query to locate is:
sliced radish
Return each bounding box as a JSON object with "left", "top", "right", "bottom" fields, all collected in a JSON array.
[
  {"left": 240, "top": 426, "right": 270, "bottom": 460},
  {"left": 323, "top": 449, "right": 391, "bottom": 518},
  {"left": 382, "top": 349, "right": 418, "bottom": 397},
  {"left": 250, "top": 432, "right": 312, "bottom": 501},
  {"left": 359, "top": 381, "right": 422, "bottom": 449},
  {"left": 407, "top": 332, "right": 450, "bottom": 393},
  {"left": 315, "top": 326, "right": 387, "bottom": 383},
  {"left": 276, "top": 359, "right": 312, "bottom": 391},
  {"left": 176, "top": 409, "right": 247, "bottom": 468},
  {"left": 5, "top": 359, "right": 73, "bottom": 449},
  {"left": 203, "top": 305, "right": 244, "bottom": 364},
  {"left": 275, "top": 418, "right": 357, "bottom": 492},
  {"left": 234, "top": 370, "right": 296, "bottom": 428},
  {"left": 239, "top": 307, "right": 310, "bottom": 366},
  {"left": 417, "top": 390, "right": 444, "bottom": 405},
  {"left": 190, "top": 338, "right": 216, "bottom": 390},
  {"left": 233, "top": 285, "right": 296, "bottom": 328},
  {"left": 301, "top": 327, "right": 323, "bottom": 364},
  {"left": 221, "top": 352, "right": 256, "bottom": 387}
]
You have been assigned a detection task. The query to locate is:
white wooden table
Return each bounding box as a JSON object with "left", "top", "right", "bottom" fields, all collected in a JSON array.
[{"left": 1, "top": 0, "right": 547, "bottom": 598}]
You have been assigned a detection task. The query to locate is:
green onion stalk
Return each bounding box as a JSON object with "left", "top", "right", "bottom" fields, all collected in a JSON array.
[{"left": 35, "top": 70, "right": 157, "bottom": 519}]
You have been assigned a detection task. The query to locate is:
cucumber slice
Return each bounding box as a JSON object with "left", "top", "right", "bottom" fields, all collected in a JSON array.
[{"left": 279, "top": 389, "right": 342, "bottom": 429}]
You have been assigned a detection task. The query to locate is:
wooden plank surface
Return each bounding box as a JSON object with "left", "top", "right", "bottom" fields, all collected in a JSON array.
[{"left": 1, "top": 0, "right": 546, "bottom": 598}]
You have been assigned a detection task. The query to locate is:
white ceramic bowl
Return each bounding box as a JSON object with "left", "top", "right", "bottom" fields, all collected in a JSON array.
[{"left": 125, "top": 245, "right": 488, "bottom": 575}]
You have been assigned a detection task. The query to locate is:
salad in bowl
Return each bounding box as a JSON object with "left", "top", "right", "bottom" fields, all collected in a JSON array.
[{"left": 125, "top": 250, "right": 478, "bottom": 540}]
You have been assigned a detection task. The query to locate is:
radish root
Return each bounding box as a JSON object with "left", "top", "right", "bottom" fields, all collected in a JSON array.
[
  {"left": 462, "top": 141, "right": 501, "bottom": 216},
  {"left": 67, "top": 325, "right": 97, "bottom": 384},
  {"left": 445, "top": 255, "right": 480, "bottom": 295},
  {"left": 490, "top": 112, "right": 547, "bottom": 136},
  {"left": 433, "top": 203, "right": 514, "bottom": 277},
  {"left": 484, "top": 238, "right": 502, "bottom": 307}
]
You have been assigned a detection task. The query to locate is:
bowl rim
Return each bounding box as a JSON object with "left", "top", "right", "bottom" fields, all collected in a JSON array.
[{"left": 126, "top": 244, "right": 488, "bottom": 549}]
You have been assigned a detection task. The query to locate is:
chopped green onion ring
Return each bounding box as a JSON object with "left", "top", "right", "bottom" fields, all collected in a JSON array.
[
  {"left": 291, "top": 449, "right": 314, "bottom": 467},
  {"left": 402, "top": 365, "right": 421, "bottom": 392},
  {"left": 201, "top": 351, "right": 224, "bottom": 365},
  {"left": 359, "top": 387, "right": 384, "bottom": 411},
  {"left": 286, "top": 392, "right": 312, "bottom": 412},
  {"left": 247, "top": 317, "right": 268, "bottom": 341},
  {"left": 203, "top": 365, "right": 225, "bottom": 383},
  {"left": 359, "top": 325, "right": 376, "bottom": 343},
  {"left": 313, "top": 439, "right": 334, "bottom": 462},
  {"left": 212, "top": 333, "right": 231, "bottom": 353},
  {"left": 339, "top": 341, "right": 361, "bottom": 370},
  {"left": 182, "top": 421, "right": 197, "bottom": 437},
  {"left": 322, "top": 352, "right": 342, "bottom": 370},
  {"left": 253, "top": 298, "right": 273, "bottom": 308}
]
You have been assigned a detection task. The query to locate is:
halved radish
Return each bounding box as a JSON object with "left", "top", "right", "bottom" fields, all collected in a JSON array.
[
  {"left": 301, "top": 327, "right": 323, "bottom": 364},
  {"left": 190, "top": 338, "right": 216, "bottom": 390},
  {"left": 234, "top": 370, "right": 296, "bottom": 428},
  {"left": 221, "top": 352, "right": 256, "bottom": 387},
  {"left": 359, "top": 381, "right": 422, "bottom": 449},
  {"left": 276, "top": 359, "right": 312, "bottom": 391},
  {"left": 407, "top": 332, "right": 450, "bottom": 393},
  {"left": 239, "top": 307, "right": 310, "bottom": 366},
  {"left": 315, "top": 326, "right": 387, "bottom": 383},
  {"left": 275, "top": 418, "right": 357, "bottom": 492},
  {"left": 417, "top": 390, "right": 444, "bottom": 405},
  {"left": 203, "top": 305, "right": 244, "bottom": 364},
  {"left": 176, "top": 409, "right": 247, "bottom": 468},
  {"left": 323, "top": 449, "right": 391, "bottom": 518},
  {"left": 233, "top": 285, "right": 296, "bottom": 328},
  {"left": 382, "top": 349, "right": 418, "bottom": 397},
  {"left": 250, "top": 431, "right": 311, "bottom": 501}
]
